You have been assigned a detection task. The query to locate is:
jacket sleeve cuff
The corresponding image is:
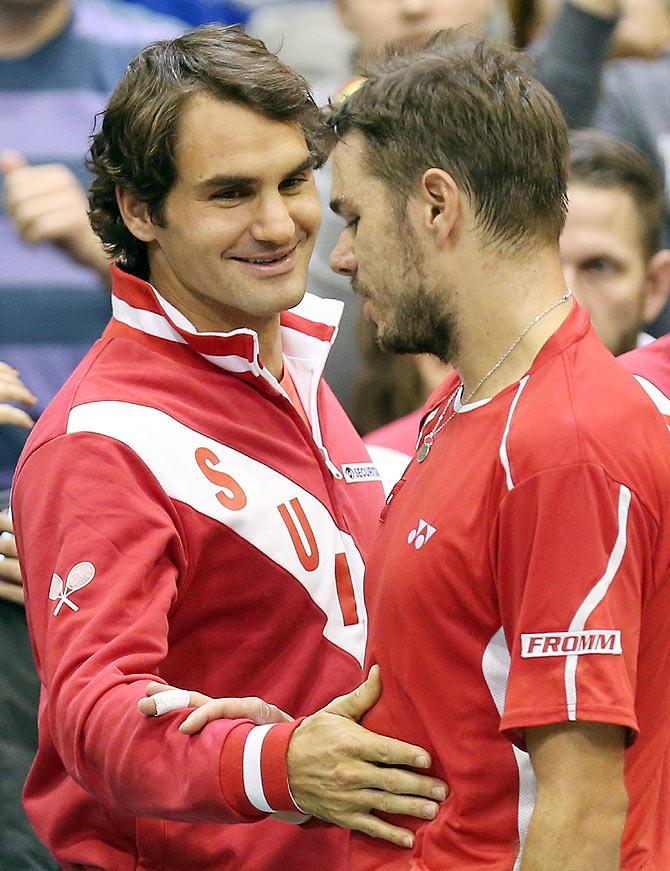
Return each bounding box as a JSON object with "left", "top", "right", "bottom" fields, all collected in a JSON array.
[{"left": 219, "top": 718, "right": 306, "bottom": 818}]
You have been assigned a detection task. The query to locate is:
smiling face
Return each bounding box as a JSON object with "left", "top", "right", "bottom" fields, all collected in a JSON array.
[
  {"left": 560, "top": 183, "right": 650, "bottom": 355},
  {"left": 329, "top": 133, "right": 459, "bottom": 361},
  {"left": 129, "top": 93, "right": 321, "bottom": 333}
]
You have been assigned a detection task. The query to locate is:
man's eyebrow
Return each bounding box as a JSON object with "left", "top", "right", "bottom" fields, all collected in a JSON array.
[
  {"left": 284, "top": 156, "right": 317, "bottom": 178},
  {"left": 199, "top": 156, "right": 315, "bottom": 191},
  {"left": 200, "top": 173, "right": 255, "bottom": 190}
]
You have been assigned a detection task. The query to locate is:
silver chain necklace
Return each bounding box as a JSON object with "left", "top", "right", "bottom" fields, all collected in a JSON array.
[{"left": 416, "top": 290, "right": 573, "bottom": 463}]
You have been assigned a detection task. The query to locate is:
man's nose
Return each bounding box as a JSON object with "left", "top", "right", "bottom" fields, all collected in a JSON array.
[
  {"left": 329, "top": 236, "right": 358, "bottom": 276},
  {"left": 399, "top": 0, "right": 431, "bottom": 20},
  {"left": 251, "top": 194, "right": 295, "bottom": 245}
]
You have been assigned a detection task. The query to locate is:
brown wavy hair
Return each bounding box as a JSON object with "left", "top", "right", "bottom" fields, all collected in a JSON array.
[
  {"left": 325, "top": 28, "right": 569, "bottom": 250},
  {"left": 88, "top": 24, "right": 330, "bottom": 276}
]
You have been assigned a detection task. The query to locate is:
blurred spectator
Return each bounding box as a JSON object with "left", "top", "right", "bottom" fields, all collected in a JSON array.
[
  {"left": 0, "top": 365, "right": 42, "bottom": 869},
  {"left": 561, "top": 129, "right": 670, "bottom": 354},
  {"left": 526, "top": 0, "right": 669, "bottom": 57},
  {"left": 334, "top": 0, "right": 511, "bottom": 64},
  {"left": 595, "top": 3, "right": 670, "bottom": 248},
  {"left": 0, "top": 1, "right": 184, "bottom": 866},
  {"left": 118, "top": 0, "right": 251, "bottom": 26},
  {"left": 0, "top": 0, "right": 184, "bottom": 489},
  {"left": 249, "top": 1, "right": 354, "bottom": 83}
]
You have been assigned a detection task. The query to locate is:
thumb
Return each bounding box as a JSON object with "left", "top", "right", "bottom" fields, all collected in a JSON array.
[
  {"left": 0, "top": 150, "right": 27, "bottom": 174},
  {"left": 324, "top": 664, "right": 382, "bottom": 722}
]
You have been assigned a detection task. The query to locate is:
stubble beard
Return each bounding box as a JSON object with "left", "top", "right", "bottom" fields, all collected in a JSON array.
[{"left": 354, "top": 234, "right": 460, "bottom": 363}]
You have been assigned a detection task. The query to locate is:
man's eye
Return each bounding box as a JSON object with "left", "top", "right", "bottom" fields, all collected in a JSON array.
[
  {"left": 280, "top": 176, "right": 308, "bottom": 191},
  {"left": 584, "top": 257, "right": 615, "bottom": 274},
  {"left": 346, "top": 217, "right": 360, "bottom": 230},
  {"left": 211, "top": 189, "right": 246, "bottom": 200}
]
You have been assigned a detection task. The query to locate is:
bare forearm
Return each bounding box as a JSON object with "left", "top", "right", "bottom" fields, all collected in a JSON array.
[{"left": 521, "top": 796, "right": 626, "bottom": 870}]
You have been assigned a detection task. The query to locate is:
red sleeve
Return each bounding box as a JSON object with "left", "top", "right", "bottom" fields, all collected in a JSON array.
[
  {"left": 491, "top": 463, "right": 655, "bottom": 747},
  {"left": 12, "top": 432, "right": 302, "bottom": 823}
]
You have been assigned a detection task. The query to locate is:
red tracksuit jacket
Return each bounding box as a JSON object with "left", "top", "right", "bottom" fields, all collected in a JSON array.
[{"left": 13, "top": 266, "right": 384, "bottom": 870}]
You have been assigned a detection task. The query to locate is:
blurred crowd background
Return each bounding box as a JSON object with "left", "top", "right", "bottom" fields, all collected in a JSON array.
[{"left": 2, "top": 0, "right": 670, "bottom": 866}]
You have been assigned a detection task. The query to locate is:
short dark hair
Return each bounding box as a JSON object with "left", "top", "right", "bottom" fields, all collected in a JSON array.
[
  {"left": 568, "top": 129, "right": 665, "bottom": 260},
  {"left": 88, "top": 24, "right": 329, "bottom": 275},
  {"left": 326, "top": 29, "right": 569, "bottom": 249}
]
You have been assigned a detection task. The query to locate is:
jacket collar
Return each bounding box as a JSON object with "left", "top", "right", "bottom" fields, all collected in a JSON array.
[{"left": 109, "top": 264, "right": 344, "bottom": 395}]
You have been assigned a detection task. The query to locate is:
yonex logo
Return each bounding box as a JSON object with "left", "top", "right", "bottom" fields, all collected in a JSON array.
[
  {"left": 521, "top": 630, "right": 622, "bottom": 658},
  {"left": 407, "top": 519, "right": 437, "bottom": 550}
]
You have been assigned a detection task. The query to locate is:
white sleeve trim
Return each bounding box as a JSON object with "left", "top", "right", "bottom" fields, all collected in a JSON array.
[
  {"left": 242, "top": 724, "right": 277, "bottom": 813},
  {"left": 564, "top": 484, "right": 632, "bottom": 720}
]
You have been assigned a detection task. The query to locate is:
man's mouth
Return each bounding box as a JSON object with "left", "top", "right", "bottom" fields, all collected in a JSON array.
[{"left": 230, "top": 243, "right": 298, "bottom": 269}]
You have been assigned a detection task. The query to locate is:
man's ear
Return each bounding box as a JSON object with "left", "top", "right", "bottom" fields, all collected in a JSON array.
[
  {"left": 418, "top": 168, "right": 460, "bottom": 249},
  {"left": 115, "top": 186, "right": 159, "bottom": 243},
  {"left": 643, "top": 249, "right": 670, "bottom": 324}
]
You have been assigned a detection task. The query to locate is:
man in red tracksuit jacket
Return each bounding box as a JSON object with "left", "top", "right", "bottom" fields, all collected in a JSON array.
[{"left": 11, "top": 25, "right": 445, "bottom": 871}]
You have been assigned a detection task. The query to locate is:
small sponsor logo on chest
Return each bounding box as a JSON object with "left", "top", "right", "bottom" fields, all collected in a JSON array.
[
  {"left": 341, "top": 462, "right": 382, "bottom": 484},
  {"left": 407, "top": 519, "right": 437, "bottom": 550},
  {"left": 521, "top": 630, "right": 622, "bottom": 658}
]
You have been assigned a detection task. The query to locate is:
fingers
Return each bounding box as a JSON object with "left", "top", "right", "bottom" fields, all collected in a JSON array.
[
  {"left": 0, "top": 406, "right": 34, "bottom": 429},
  {"left": 3, "top": 162, "right": 90, "bottom": 245},
  {"left": 0, "top": 515, "right": 22, "bottom": 585},
  {"left": 0, "top": 149, "right": 27, "bottom": 174},
  {"left": 0, "top": 371, "right": 37, "bottom": 405},
  {"left": 345, "top": 721, "right": 432, "bottom": 770},
  {"left": 138, "top": 683, "right": 292, "bottom": 732},
  {"left": 0, "top": 559, "right": 22, "bottom": 584},
  {"left": 325, "top": 663, "right": 382, "bottom": 722},
  {"left": 364, "top": 788, "right": 440, "bottom": 822},
  {"left": 137, "top": 683, "right": 211, "bottom": 717},
  {"left": 0, "top": 579, "right": 24, "bottom": 605},
  {"left": 6, "top": 187, "right": 89, "bottom": 245},
  {"left": 8, "top": 193, "right": 88, "bottom": 245},
  {"left": 0, "top": 366, "right": 38, "bottom": 428},
  {"left": 0, "top": 532, "right": 18, "bottom": 560},
  {"left": 179, "top": 698, "right": 293, "bottom": 735},
  {"left": 349, "top": 812, "right": 417, "bottom": 849},
  {"left": 364, "top": 763, "right": 446, "bottom": 802}
]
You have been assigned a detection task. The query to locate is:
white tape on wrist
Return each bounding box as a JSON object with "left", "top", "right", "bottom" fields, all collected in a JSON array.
[{"left": 152, "top": 689, "right": 192, "bottom": 716}]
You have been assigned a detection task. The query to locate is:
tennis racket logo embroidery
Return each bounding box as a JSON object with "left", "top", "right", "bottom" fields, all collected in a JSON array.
[{"left": 49, "top": 562, "right": 96, "bottom": 615}]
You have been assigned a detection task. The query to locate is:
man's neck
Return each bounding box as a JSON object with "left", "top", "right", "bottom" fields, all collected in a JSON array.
[
  {"left": 452, "top": 246, "right": 572, "bottom": 402},
  {"left": 0, "top": 0, "right": 71, "bottom": 59},
  {"left": 146, "top": 269, "right": 285, "bottom": 382}
]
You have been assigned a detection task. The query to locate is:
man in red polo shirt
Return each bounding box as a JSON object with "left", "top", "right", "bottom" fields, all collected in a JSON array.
[
  {"left": 622, "top": 335, "right": 670, "bottom": 406},
  {"left": 323, "top": 30, "right": 670, "bottom": 870}
]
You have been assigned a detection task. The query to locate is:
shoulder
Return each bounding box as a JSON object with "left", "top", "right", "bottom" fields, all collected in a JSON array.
[
  {"left": 507, "top": 332, "right": 668, "bottom": 488},
  {"left": 620, "top": 336, "right": 670, "bottom": 400},
  {"left": 16, "top": 336, "right": 164, "bottom": 469}
]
